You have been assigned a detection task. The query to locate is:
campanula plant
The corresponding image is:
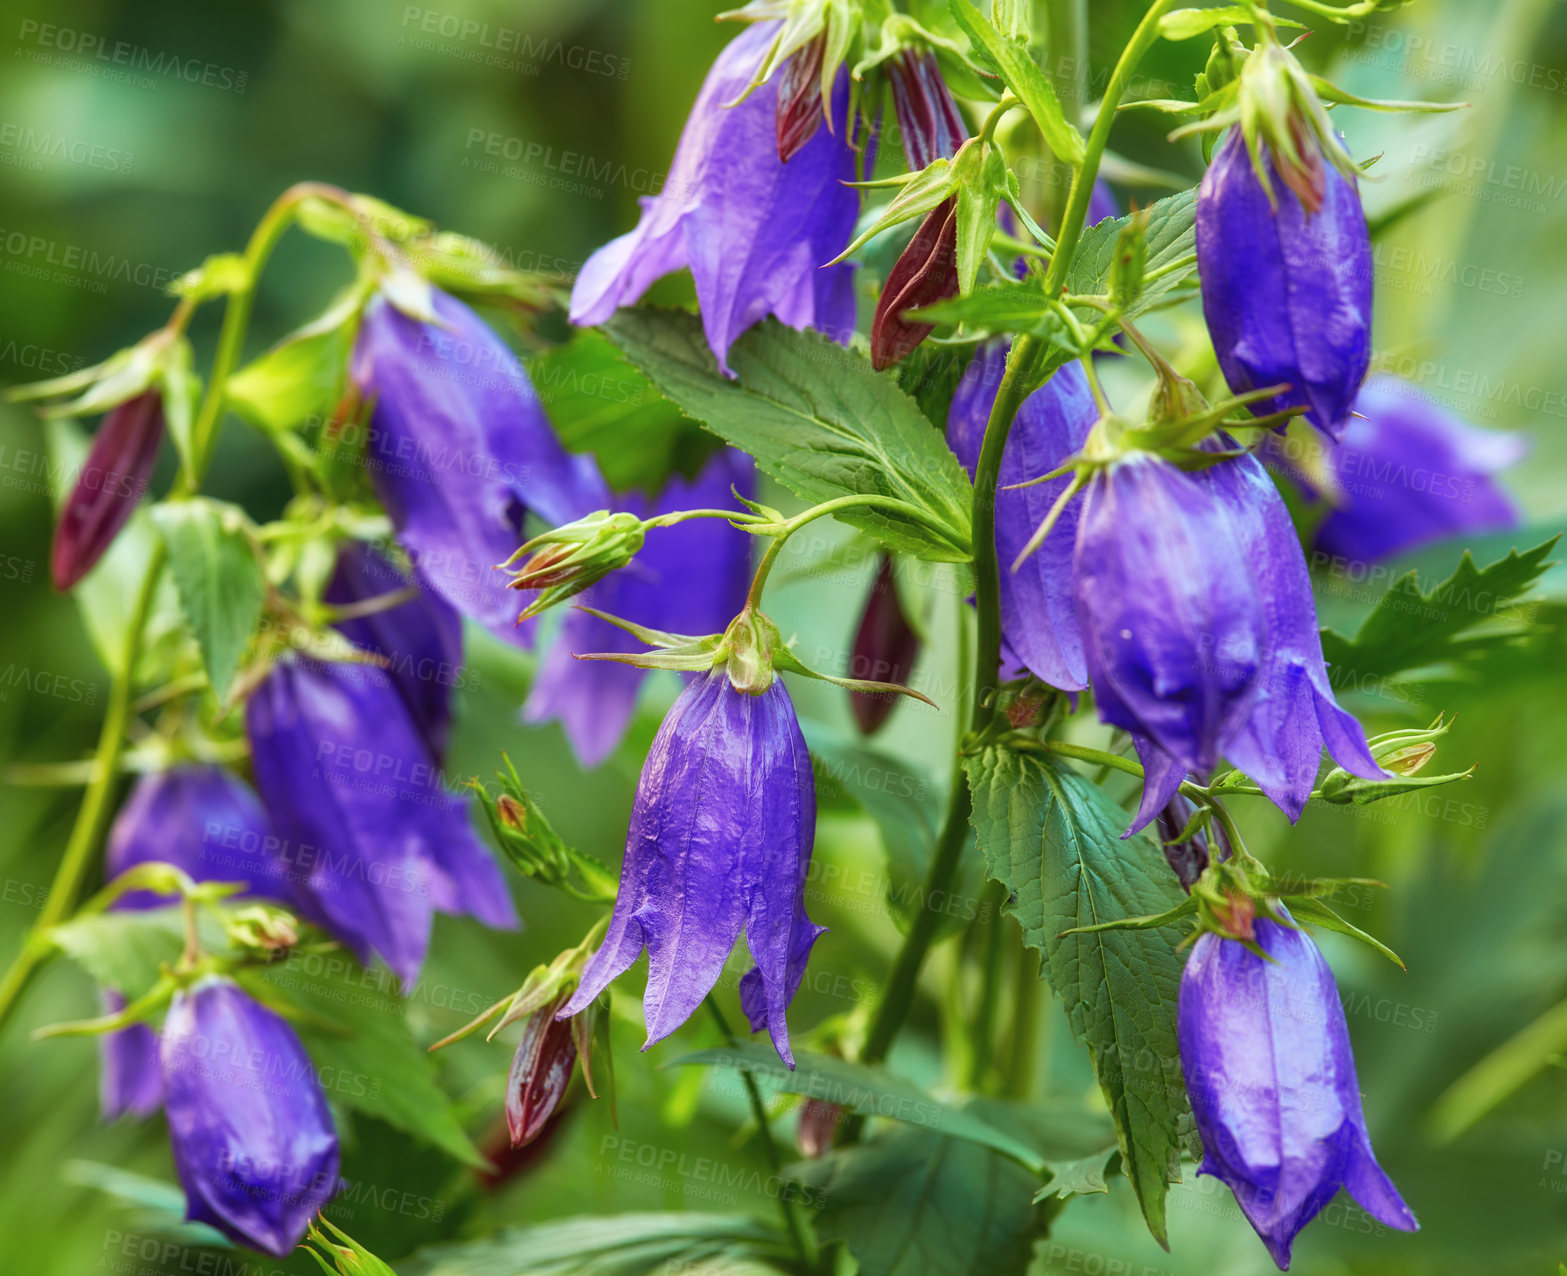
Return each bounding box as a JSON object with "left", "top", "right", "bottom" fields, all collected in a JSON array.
[{"left": 4, "top": 3, "right": 1515, "bottom": 1272}]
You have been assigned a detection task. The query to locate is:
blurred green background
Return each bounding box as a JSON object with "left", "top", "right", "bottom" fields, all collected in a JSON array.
[{"left": 1, "top": 0, "right": 1566, "bottom": 1272}]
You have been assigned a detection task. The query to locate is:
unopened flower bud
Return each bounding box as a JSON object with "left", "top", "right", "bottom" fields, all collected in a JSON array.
[
  {"left": 887, "top": 50, "right": 966, "bottom": 171},
  {"left": 227, "top": 905, "right": 300, "bottom": 953},
  {"left": 848, "top": 555, "right": 919, "bottom": 734},
  {"left": 506, "top": 994, "right": 578, "bottom": 1148},
  {"left": 505, "top": 510, "right": 645, "bottom": 621},
  {"left": 775, "top": 33, "right": 827, "bottom": 161},
  {"left": 52, "top": 390, "right": 164, "bottom": 591},
  {"left": 871, "top": 197, "right": 959, "bottom": 371},
  {"left": 796, "top": 1098, "right": 841, "bottom": 1158}
]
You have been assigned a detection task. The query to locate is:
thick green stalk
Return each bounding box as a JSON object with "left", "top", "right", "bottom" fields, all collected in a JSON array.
[
  {"left": 848, "top": 0, "right": 1182, "bottom": 1089},
  {"left": 0, "top": 183, "right": 330, "bottom": 1036}
]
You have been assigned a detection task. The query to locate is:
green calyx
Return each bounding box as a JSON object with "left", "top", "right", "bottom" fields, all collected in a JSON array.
[{"left": 1319, "top": 714, "right": 1475, "bottom": 805}]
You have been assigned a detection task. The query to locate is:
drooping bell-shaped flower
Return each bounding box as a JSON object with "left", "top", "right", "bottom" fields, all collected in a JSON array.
[
  {"left": 105, "top": 764, "right": 287, "bottom": 908},
  {"left": 1179, "top": 908, "right": 1417, "bottom": 1268},
  {"left": 99, "top": 990, "right": 163, "bottom": 1120},
  {"left": 948, "top": 343, "right": 1095, "bottom": 690},
  {"left": 558, "top": 668, "right": 822, "bottom": 1067},
  {"left": 98, "top": 764, "right": 284, "bottom": 1120},
  {"left": 325, "top": 541, "right": 463, "bottom": 763},
  {"left": 351, "top": 288, "right": 609, "bottom": 646},
  {"left": 1074, "top": 445, "right": 1383, "bottom": 830},
  {"left": 246, "top": 656, "right": 516, "bottom": 986},
  {"left": 524, "top": 450, "right": 755, "bottom": 767},
  {"left": 847, "top": 555, "right": 920, "bottom": 734},
  {"left": 52, "top": 389, "right": 164, "bottom": 591},
  {"left": 1296, "top": 375, "right": 1524, "bottom": 565},
  {"left": 1197, "top": 128, "right": 1371, "bottom": 438},
  {"left": 570, "top": 21, "right": 860, "bottom": 374},
  {"left": 161, "top": 978, "right": 340, "bottom": 1256}
]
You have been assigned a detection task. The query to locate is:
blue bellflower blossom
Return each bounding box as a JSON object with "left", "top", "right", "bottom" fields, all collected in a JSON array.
[
  {"left": 558, "top": 670, "right": 822, "bottom": 1067},
  {"left": 246, "top": 657, "right": 516, "bottom": 987},
  {"left": 1179, "top": 908, "right": 1418, "bottom": 1268},
  {"left": 1074, "top": 446, "right": 1382, "bottom": 831},
  {"left": 1304, "top": 375, "right": 1524, "bottom": 564},
  {"left": 569, "top": 22, "right": 860, "bottom": 375},
  {"left": 1197, "top": 129, "right": 1372, "bottom": 438},
  {"left": 352, "top": 289, "right": 609, "bottom": 646},
  {"left": 99, "top": 764, "right": 283, "bottom": 1120},
  {"left": 524, "top": 450, "right": 755, "bottom": 766},
  {"left": 161, "top": 978, "right": 340, "bottom": 1256},
  {"left": 948, "top": 344, "right": 1095, "bottom": 689},
  {"left": 326, "top": 541, "right": 464, "bottom": 763}
]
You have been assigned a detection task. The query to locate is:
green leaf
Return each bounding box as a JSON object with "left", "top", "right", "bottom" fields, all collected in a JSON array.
[
  {"left": 791, "top": 1125, "right": 1043, "bottom": 1276},
  {"left": 602, "top": 310, "right": 973, "bottom": 562},
  {"left": 399, "top": 1213, "right": 792, "bottom": 1276},
  {"left": 1065, "top": 188, "right": 1199, "bottom": 316},
  {"left": 150, "top": 498, "right": 266, "bottom": 700},
  {"left": 159, "top": 338, "right": 201, "bottom": 476},
  {"left": 226, "top": 289, "right": 362, "bottom": 434},
  {"left": 1319, "top": 538, "right": 1559, "bottom": 684},
  {"left": 46, "top": 907, "right": 188, "bottom": 993},
  {"left": 255, "top": 955, "right": 487, "bottom": 1169},
  {"left": 528, "top": 330, "right": 716, "bottom": 493},
  {"left": 670, "top": 1042, "right": 1044, "bottom": 1171},
  {"left": 806, "top": 734, "right": 982, "bottom": 936},
  {"left": 965, "top": 745, "right": 1189, "bottom": 1245},
  {"left": 948, "top": 0, "right": 1085, "bottom": 164}
]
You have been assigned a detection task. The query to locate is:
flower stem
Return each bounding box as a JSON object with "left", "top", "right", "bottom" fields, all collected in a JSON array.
[
  {"left": 0, "top": 182, "right": 330, "bottom": 1037},
  {"left": 703, "top": 1000, "right": 816, "bottom": 1272}
]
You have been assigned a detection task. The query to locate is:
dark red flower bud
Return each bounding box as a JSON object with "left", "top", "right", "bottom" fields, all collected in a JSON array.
[
  {"left": 848, "top": 555, "right": 920, "bottom": 734},
  {"left": 775, "top": 34, "right": 828, "bottom": 162},
  {"left": 1154, "top": 795, "right": 1215, "bottom": 894},
  {"left": 505, "top": 995, "right": 578, "bottom": 1148},
  {"left": 52, "top": 390, "right": 163, "bottom": 591},
  {"left": 796, "top": 1098, "right": 842, "bottom": 1158},
  {"left": 887, "top": 51, "right": 968, "bottom": 171},
  {"left": 870, "top": 197, "right": 959, "bottom": 371}
]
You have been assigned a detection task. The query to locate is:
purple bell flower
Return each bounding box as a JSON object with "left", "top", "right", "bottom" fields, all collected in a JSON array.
[
  {"left": 352, "top": 288, "right": 609, "bottom": 647},
  {"left": 1197, "top": 129, "right": 1372, "bottom": 438},
  {"left": 325, "top": 541, "right": 464, "bottom": 763},
  {"left": 104, "top": 764, "right": 287, "bottom": 908},
  {"left": 524, "top": 450, "right": 754, "bottom": 767},
  {"left": 1179, "top": 908, "right": 1417, "bottom": 1268},
  {"left": 948, "top": 343, "right": 1095, "bottom": 690},
  {"left": 98, "top": 764, "right": 284, "bottom": 1120},
  {"left": 1087, "top": 179, "right": 1118, "bottom": 227},
  {"left": 246, "top": 657, "right": 516, "bottom": 987},
  {"left": 558, "top": 669, "right": 822, "bottom": 1067},
  {"left": 569, "top": 22, "right": 860, "bottom": 374},
  {"left": 99, "top": 990, "right": 164, "bottom": 1120},
  {"left": 1301, "top": 375, "right": 1524, "bottom": 565},
  {"left": 161, "top": 978, "right": 340, "bottom": 1256},
  {"left": 1074, "top": 446, "right": 1383, "bottom": 831}
]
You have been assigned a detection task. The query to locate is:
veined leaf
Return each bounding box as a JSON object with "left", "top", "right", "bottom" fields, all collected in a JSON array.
[
  {"left": 1319, "top": 538, "right": 1558, "bottom": 683},
  {"left": 791, "top": 1125, "right": 1043, "bottom": 1276},
  {"left": 671, "top": 1042, "right": 1044, "bottom": 1171},
  {"left": 965, "top": 745, "right": 1189, "bottom": 1245},
  {"left": 602, "top": 310, "right": 973, "bottom": 562},
  {"left": 226, "top": 289, "right": 362, "bottom": 434},
  {"left": 150, "top": 498, "right": 266, "bottom": 700},
  {"left": 399, "top": 1212, "right": 793, "bottom": 1276},
  {"left": 1065, "top": 188, "right": 1199, "bottom": 313}
]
